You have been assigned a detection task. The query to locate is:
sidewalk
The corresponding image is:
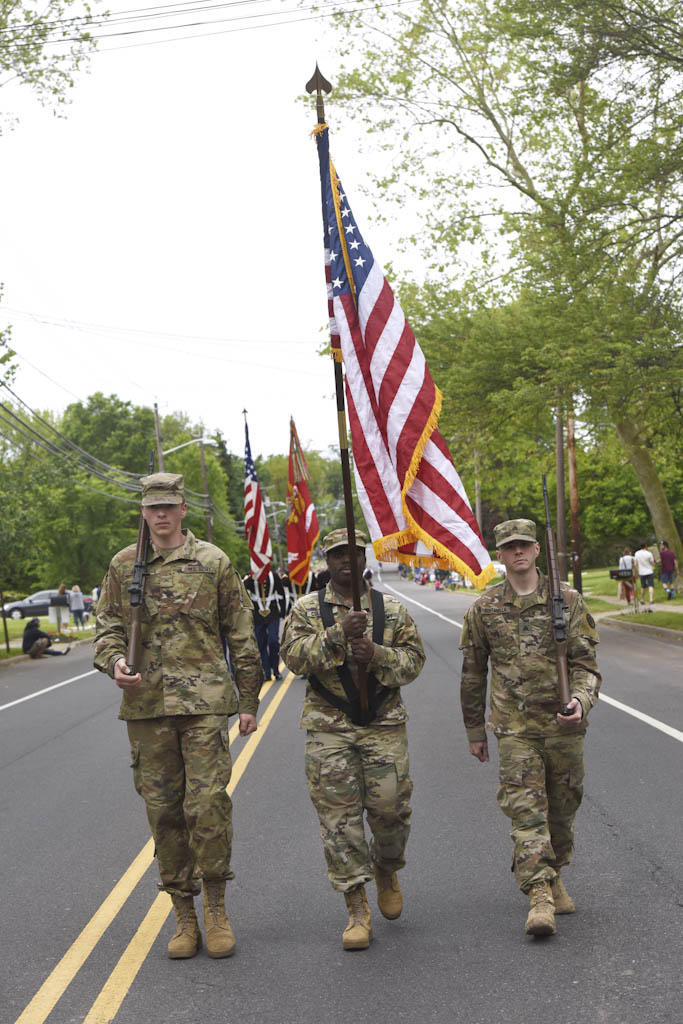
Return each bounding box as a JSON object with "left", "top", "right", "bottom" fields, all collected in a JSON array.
[
  {"left": 587, "top": 593, "right": 683, "bottom": 615},
  {"left": 590, "top": 597, "right": 683, "bottom": 646}
]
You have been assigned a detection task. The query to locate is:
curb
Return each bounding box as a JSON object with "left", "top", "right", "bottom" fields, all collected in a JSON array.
[
  {"left": 598, "top": 616, "right": 683, "bottom": 646},
  {"left": 0, "top": 636, "right": 93, "bottom": 669}
]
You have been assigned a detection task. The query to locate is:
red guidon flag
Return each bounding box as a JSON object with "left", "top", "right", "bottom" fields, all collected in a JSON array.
[
  {"left": 313, "top": 123, "right": 493, "bottom": 587},
  {"left": 286, "top": 418, "right": 320, "bottom": 586}
]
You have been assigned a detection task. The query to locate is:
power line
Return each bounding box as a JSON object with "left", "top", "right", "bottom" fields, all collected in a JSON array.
[
  {"left": 1, "top": 379, "right": 225, "bottom": 500},
  {"left": 0, "top": 0, "right": 290, "bottom": 38},
  {"left": 7, "top": 331, "right": 329, "bottom": 380},
  {"left": 0, "top": 386, "right": 243, "bottom": 531},
  {"left": 1, "top": 306, "right": 318, "bottom": 347},
  {"left": 1, "top": 379, "right": 142, "bottom": 480},
  {"left": 0, "top": 0, "right": 417, "bottom": 54}
]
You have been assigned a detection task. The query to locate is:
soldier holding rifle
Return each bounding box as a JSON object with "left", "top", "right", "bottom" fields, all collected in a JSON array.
[
  {"left": 95, "top": 473, "right": 263, "bottom": 960},
  {"left": 459, "top": 517, "right": 601, "bottom": 937}
]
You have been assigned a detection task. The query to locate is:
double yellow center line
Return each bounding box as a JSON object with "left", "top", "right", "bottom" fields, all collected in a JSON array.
[{"left": 15, "top": 672, "right": 294, "bottom": 1024}]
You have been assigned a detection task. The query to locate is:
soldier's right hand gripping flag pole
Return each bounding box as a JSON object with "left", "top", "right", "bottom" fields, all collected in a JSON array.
[{"left": 306, "top": 66, "right": 494, "bottom": 602}]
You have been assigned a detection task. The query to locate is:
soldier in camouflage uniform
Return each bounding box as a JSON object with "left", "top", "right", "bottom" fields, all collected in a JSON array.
[
  {"left": 460, "top": 519, "right": 601, "bottom": 937},
  {"left": 280, "top": 528, "right": 425, "bottom": 951},
  {"left": 94, "top": 473, "right": 263, "bottom": 960}
]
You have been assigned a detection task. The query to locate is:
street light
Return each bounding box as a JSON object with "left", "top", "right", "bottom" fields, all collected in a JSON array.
[{"left": 162, "top": 437, "right": 217, "bottom": 456}]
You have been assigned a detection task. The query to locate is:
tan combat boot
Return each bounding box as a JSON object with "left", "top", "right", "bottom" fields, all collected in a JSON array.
[
  {"left": 168, "top": 894, "right": 202, "bottom": 959},
  {"left": 551, "top": 873, "right": 575, "bottom": 914},
  {"left": 203, "top": 880, "right": 236, "bottom": 958},
  {"left": 374, "top": 865, "right": 403, "bottom": 920},
  {"left": 342, "top": 886, "right": 373, "bottom": 951},
  {"left": 524, "top": 881, "right": 556, "bottom": 936}
]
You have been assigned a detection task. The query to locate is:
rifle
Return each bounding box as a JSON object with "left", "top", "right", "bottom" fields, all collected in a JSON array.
[
  {"left": 127, "top": 452, "right": 155, "bottom": 674},
  {"left": 542, "top": 473, "right": 572, "bottom": 716}
]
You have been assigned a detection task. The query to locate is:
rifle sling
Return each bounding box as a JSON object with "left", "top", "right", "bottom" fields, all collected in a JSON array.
[{"left": 308, "top": 587, "right": 390, "bottom": 727}]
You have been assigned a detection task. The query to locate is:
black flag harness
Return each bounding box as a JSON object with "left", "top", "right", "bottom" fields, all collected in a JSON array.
[{"left": 308, "top": 587, "right": 390, "bottom": 727}]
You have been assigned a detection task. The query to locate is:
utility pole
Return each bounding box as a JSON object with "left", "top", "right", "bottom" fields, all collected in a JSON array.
[
  {"left": 555, "top": 408, "right": 568, "bottom": 580},
  {"left": 153, "top": 403, "right": 165, "bottom": 472},
  {"left": 473, "top": 449, "right": 483, "bottom": 534},
  {"left": 198, "top": 438, "right": 213, "bottom": 543},
  {"left": 566, "top": 411, "right": 582, "bottom": 593}
]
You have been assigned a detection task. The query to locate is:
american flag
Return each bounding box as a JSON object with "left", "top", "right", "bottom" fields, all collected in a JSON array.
[
  {"left": 314, "top": 124, "right": 493, "bottom": 587},
  {"left": 243, "top": 420, "right": 272, "bottom": 582}
]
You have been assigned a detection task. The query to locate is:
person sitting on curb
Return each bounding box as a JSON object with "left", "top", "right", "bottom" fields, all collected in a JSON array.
[{"left": 22, "top": 618, "right": 70, "bottom": 657}]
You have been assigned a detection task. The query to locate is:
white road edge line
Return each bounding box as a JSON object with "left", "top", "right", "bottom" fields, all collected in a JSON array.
[
  {"left": 599, "top": 694, "right": 683, "bottom": 744},
  {"left": 380, "top": 572, "right": 683, "bottom": 746},
  {"left": 382, "top": 580, "right": 463, "bottom": 629},
  {"left": 0, "top": 671, "right": 97, "bottom": 713}
]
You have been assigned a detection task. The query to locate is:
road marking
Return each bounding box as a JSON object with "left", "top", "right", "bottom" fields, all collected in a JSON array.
[
  {"left": 82, "top": 670, "right": 295, "bottom": 1024},
  {"left": 13, "top": 841, "right": 155, "bottom": 1024},
  {"left": 81, "top": 895, "right": 172, "bottom": 1024},
  {"left": 381, "top": 580, "right": 463, "bottom": 629},
  {"left": 382, "top": 573, "right": 683, "bottom": 744},
  {"left": 0, "top": 670, "right": 98, "bottom": 713},
  {"left": 599, "top": 694, "right": 683, "bottom": 744},
  {"left": 13, "top": 676, "right": 279, "bottom": 1024}
]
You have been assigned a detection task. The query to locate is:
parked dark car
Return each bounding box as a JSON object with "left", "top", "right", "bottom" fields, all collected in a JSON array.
[{"left": 2, "top": 589, "right": 94, "bottom": 620}]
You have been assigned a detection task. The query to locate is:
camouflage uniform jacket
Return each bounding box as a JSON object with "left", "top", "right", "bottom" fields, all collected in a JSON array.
[
  {"left": 460, "top": 571, "right": 600, "bottom": 742},
  {"left": 94, "top": 529, "right": 263, "bottom": 720},
  {"left": 280, "top": 582, "right": 425, "bottom": 732}
]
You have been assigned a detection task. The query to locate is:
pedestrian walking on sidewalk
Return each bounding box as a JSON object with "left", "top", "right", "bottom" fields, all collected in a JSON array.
[
  {"left": 659, "top": 541, "right": 679, "bottom": 600},
  {"left": 634, "top": 543, "right": 656, "bottom": 610}
]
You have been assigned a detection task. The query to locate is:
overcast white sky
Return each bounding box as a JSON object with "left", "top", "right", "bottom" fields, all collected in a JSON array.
[{"left": 0, "top": 0, "right": 409, "bottom": 461}]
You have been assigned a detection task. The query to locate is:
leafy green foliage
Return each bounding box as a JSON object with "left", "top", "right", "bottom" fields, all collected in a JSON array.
[
  {"left": 0, "top": 0, "right": 99, "bottom": 130},
  {"left": 323, "top": 0, "right": 683, "bottom": 560}
]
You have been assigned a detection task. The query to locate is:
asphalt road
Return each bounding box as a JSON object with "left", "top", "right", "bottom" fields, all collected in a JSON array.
[{"left": 2, "top": 570, "right": 682, "bottom": 1024}]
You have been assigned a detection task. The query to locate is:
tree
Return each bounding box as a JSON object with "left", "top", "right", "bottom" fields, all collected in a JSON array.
[
  {"left": 500, "top": 0, "right": 683, "bottom": 75},
  {"left": 326, "top": 0, "right": 683, "bottom": 560},
  {"left": 0, "top": 0, "right": 98, "bottom": 129}
]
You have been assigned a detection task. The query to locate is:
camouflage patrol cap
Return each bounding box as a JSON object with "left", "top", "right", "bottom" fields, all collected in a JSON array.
[
  {"left": 323, "top": 528, "right": 369, "bottom": 554},
  {"left": 494, "top": 518, "right": 537, "bottom": 547},
  {"left": 140, "top": 472, "right": 185, "bottom": 506}
]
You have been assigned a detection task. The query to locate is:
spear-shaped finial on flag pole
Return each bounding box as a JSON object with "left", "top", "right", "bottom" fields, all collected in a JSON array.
[
  {"left": 306, "top": 65, "right": 369, "bottom": 715},
  {"left": 306, "top": 63, "right": 332, "bottom": 125}
]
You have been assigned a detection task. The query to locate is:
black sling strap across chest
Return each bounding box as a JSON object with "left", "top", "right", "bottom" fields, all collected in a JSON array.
[{"left": 308, "top": 587, "right": 390, "bottom": 727}]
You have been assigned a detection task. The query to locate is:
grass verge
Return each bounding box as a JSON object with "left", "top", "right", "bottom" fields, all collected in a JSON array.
[
  {"left": 610, "top": 612, "right": 683, "bottom": 632},
  {"left": 584, "top": 598, "right": 617, "bottom": 613}
]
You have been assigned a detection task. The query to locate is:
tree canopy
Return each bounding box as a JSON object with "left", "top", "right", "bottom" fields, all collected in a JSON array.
[{"left": 322, "top": 0, "right": 683, "bottom": 561}]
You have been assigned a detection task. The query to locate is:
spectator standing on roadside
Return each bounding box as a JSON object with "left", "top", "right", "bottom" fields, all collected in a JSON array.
[
  {"left": 618, "top": 548, "right": 636, "bottom": 605},
  {"left": 659, "top": 541, "right": 679, "bottom": 600},
  {"left": 69, "top": 584, "right": 86, "bottom": 630},
  {"left": 634, "top": 542, "right": 656, "bottom": 611}
]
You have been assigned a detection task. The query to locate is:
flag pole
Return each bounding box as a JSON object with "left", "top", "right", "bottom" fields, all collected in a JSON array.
[{"left": 306, "top": 64, "right": 368, "bottom": 714}]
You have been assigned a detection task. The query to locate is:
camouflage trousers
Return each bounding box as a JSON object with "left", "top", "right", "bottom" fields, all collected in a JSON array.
[
  {"left": 496, "top": 733, "right": 585, "bottom": 892},
  {"left": 127, "top": 714, "right": 234, "bottom": 897},
  {"left": 305, "top": 725, "right": 413, "bottom": 893}
]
